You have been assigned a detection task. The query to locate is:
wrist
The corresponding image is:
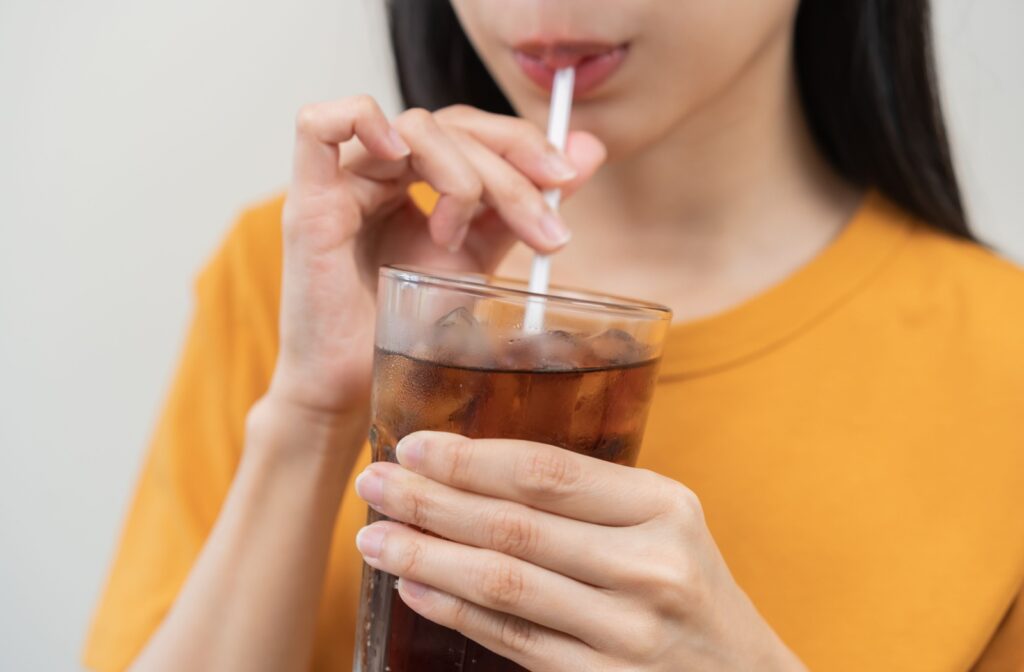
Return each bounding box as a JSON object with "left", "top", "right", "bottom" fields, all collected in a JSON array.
[
  {"left": 710, "top": 585, "right": 808, "bottom": 672},
  {"left": 740, "top": 613, "right": 808, "bottom": 672},
  {"left": 245, "top": 392, "right": 369, "bottom": 473},
  {"left": 267, "top": 357, "right": 372, "bottom": 420}
]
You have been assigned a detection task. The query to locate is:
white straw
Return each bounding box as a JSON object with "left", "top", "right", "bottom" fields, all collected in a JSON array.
[{"left": 524, "top": 67, "right": 575, "bottom": 333}]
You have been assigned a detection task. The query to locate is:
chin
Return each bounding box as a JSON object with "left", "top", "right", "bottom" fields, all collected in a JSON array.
[
  {"left": 506, "top": 89, "right": 656, "bottom": 164},
  {"left": 570, "top": 100, "right": 672, "bottom": 164}
]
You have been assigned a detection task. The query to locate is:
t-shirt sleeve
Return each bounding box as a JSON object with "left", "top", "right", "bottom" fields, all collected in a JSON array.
[
  {"left": 82, "top": 196, "right": 285, "bottom": 672},
  {"left": 972, "top": 583, "right": 1024, "bottom": 671}
]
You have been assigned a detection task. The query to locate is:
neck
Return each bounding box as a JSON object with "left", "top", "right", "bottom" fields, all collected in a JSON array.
[
  {"left": 556, "top": 34, "right": 861, "bottom": 320},
  {"left": 573, "top": 35, "right": 854, "bottom": 232}
]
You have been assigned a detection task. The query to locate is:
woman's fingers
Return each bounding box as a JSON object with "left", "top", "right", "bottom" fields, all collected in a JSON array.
[
  {"left": 395, "top": 579, "right": 593, "bottom": 672},
  {"left": 395, "top": 432, "right": 670, "bottom": 526},
  {"left": 356, "top": 521, "right": 616, "bottom": 647},
  {"left": 560, "top": 131, "right": 608, "bottom": 198},
  {"left": 435, "top": 106, "right": 607, "bottom": 193},
  {"left": 291, "top": 95, "right": 410, "bottom": 190},
  {"left": 289, "top": 100, "right": 606, "bottom": 253},
  {"left": 450, "top": 132, "right": 571, "bottom": 252},
  {"left": 341, "top": 105, "right": 606, "bottom": 253},
  {"left": 435, "top": 105, "right": 581, "bottom": 185},
  {"left": 389, "top": 108, "right": 485, "bottom": 250},
  {"left": 356, "top": 461, "right": 625, "bottom": 587}
]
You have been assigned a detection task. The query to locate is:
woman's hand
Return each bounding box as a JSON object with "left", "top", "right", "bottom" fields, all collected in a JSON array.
[
  {"left": 269, "top": 98, "right": 606, "bottom": 421},
  {"left": 353, "top": 432, "right": 807, "bottom": 671}
]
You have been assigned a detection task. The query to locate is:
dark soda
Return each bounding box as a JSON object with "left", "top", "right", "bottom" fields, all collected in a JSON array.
[{"left": 356, "top": 334, "right": 660, "bottom": 671}]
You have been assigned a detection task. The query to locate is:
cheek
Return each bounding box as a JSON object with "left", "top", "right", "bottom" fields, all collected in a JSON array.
[
  {"left": 575, "top": 0, "right": 799, "bottom": 158},
  {"left": 644, "top": 0, "right": 799, "bottom": 97},
  {"left": 448, "top": 0, "right": 539, "bottom": 116},
  {"left": 647, "top": 0, "right": 797, "bottom": 92},
  {"left": 449, "top": 0, "right": 513, "bottom": 67}
]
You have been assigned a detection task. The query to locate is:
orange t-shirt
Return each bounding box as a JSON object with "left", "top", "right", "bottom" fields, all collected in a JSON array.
[{"left": 84, "top": 188, "right": 1024, "bottom": 671}]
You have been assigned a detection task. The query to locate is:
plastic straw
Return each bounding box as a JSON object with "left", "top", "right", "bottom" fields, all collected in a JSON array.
[{"left": 524, "top": 67, "right": 575, "bottom": 333}]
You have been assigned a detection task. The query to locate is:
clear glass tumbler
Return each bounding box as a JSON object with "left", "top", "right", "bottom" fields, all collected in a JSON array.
[{"left": 354, "top": 265, "right": 671, "bottom": 672}]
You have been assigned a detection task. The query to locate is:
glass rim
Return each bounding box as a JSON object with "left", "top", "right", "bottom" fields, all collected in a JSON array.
[{"left": 381, "top": 265, "right": 672, "bottom": 321}]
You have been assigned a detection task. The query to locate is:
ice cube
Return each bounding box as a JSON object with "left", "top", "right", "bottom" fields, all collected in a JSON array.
[
  {"left": 432, "top": 307, "right": 494, "bottom": 368},
  {"left": 586, "top": 329, "right": 646, "bottom": 366},
  {"left": 535, "top": 330, "right": 589, "bottom": 370},
  {"left": 494, "top": 336, "right": 536, "bottom": 370},
  {"left": 497, "top": 330, "right": 587, "bottom": 371},
  {"left": 435, "top": 306, "right": 477, "bottom": 330}
]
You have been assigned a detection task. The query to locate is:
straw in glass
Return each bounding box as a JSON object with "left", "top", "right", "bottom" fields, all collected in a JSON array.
[{"left": 524, "top": 66, "right": 576, "bottom": 333}]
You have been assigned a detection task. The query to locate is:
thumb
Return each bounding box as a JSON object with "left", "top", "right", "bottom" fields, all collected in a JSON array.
[{"left": 561, "top": 131, "right": 607, "bottom": 199}]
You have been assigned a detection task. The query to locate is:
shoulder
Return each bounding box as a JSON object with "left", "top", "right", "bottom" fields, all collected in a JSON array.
[
  {"left": 200, "top": 192, "right": 286, "bottom": 286},
  {"left": 894, "top": 212, "right": 1024, "bottom": 319},
  {"left": 905, "top": 217, "right": 1024, "bottom": 292},
  {"left": 194, "top": 182, "right": 437, "bottom": 298},
  {"left": 182, "top": 194, "right": 285, "bottom": 375},
  {"left": 196, "top": 192, "right": 285, "bottom": 317},
  {"left": 869, "top": 197, "right": 1024, "bottom": 379}
]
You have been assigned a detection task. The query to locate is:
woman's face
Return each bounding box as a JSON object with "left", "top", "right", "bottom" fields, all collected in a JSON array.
[{"left": 450, "top": 0, "right": 800, "bottom": 159}]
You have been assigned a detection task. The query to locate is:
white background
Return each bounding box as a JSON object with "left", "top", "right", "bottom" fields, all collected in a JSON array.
[{"left": 0, "top": 1, "right": 1021, "bottom": 669}]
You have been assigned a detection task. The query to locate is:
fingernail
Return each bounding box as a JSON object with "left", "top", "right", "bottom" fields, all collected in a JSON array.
[
  {"left": 399, "top": 578, "right": 431, "bottom": 599},
  {"left": 539, "top": 212, "right": 572, "bottom": 247},
  {"left": 396, "top": 434, "right": 424, "bottom": 468},
  {"left": 388, "top": 128, "right": 412, "bottom": 157},
  {"left": 543, "top": 152, "right": 577, "bottom": 181},
  {"left": 356, "top": 525, "right": 385, "bottom": 560},
  {"left": 447, "top": 222, "right": 470, "bottom": 253},
  {"left": 354, "top": 467, "right": 384, "bottom": 507}
]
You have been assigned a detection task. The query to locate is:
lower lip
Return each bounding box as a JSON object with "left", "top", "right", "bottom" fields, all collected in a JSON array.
[{"left": 513, "top": 45, "right": 629, "bottom": 97}]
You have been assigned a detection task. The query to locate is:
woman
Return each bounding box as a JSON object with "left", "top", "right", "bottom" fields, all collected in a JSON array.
[{"left": 84, "top": 0, "right": 1024, "bottom": 670}]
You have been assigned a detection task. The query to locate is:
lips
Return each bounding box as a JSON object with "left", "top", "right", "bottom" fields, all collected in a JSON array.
[{"left": 513, "top": 41, "right": 629, "bottom": 96}]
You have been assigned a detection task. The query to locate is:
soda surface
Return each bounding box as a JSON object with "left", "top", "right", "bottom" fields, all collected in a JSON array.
[{"left": 357, "top": 328, "right": 660, "bottom": 671}]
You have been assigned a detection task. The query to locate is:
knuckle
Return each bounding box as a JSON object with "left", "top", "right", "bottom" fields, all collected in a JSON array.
[
  {"left": 509, "top": 116, "right": 550, "bottom": 147},
  {"left": 442, "top": 436, "right": 474, "bottom": 486},
  {"left": 480, "top": 111, "right": 528, "bottom": 135},
  {"left": 619, "top": 613, "right": 668, "bottom": 663},
  {"left": 484, "top": 506, "right": 538, "bottom": 557},
  {"left": 436, "top": 103, "right": 473, "bottom": 122},
  {"left": 666, "top": 561, "right": 702, "bottom": 605},
  {"left": 497, "top": 614, "right": 536, "bottom": 655},
  {"left": 295, "top": 96, "right": 380, "bottom": 135},
  {"left": 494, "top": 177, "right": 538, "bottom": 209},
  {"left": 294, "top": 103, "right": 322, "bottom": 133},
  {"left": 398, "top": 487, "right": 431, "bottom": 528},
  {"left": 447, "top": 171, "right": 484, "bottom": 203},
  {"left": 664, "top": 482, "right": 704, "bottom": 528},
  {"left": 395, "top": 537, "right": 425, "bottom": 576},
  {"left": 479, "top": 557, "right": 526, "bottom": 610},
  {"left": 448, "top": 595, "right": 473, "bottom": 632},
  {"left": 632, "top": 553, "right": 703, "bottom": 616},
  {"left": 396, "top": 107, "right": 435, "bottom": 131},
  {"left": 517, "top": 449, "right": 582, "bottom": 499},
  {"left": 348, "top": 93, "right": 376, "bottom": 112}
]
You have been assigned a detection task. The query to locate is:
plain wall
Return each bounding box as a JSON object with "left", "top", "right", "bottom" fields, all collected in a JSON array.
[{"left": 0, "top": 1, "right": 1020, "bottom": 669}]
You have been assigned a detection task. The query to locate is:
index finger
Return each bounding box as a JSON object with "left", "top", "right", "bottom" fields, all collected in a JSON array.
[
  {"left": 436, "top": 106, "right": 607, "bottom": 195},
  {"left": 292, "top": 95, "right": 411, "bottom": 189},
  {"left": 393, "top": 431, "right": 666, "bottom": 526}
]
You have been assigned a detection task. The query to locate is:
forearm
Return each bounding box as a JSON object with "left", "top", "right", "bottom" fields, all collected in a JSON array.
[{"left": 131, "top": 396, "right": 368, "bottom": 672}]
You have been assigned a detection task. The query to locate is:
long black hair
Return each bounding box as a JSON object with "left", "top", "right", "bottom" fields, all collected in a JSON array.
[{"left": 387, "top": 0, "right": 973, "bottom": 241}]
